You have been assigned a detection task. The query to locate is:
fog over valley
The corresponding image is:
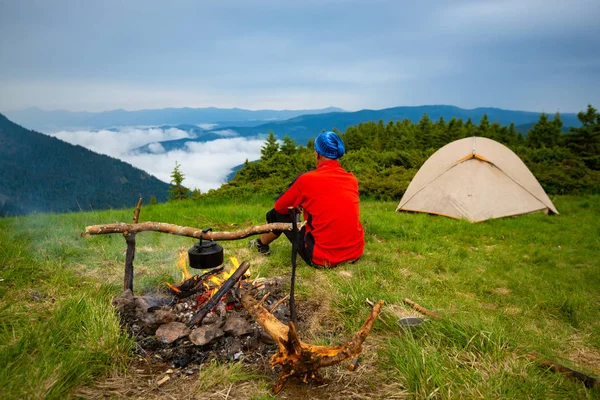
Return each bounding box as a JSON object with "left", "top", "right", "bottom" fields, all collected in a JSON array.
[{"left": 49, "top": 127, "right": 265, "bottom": 192}]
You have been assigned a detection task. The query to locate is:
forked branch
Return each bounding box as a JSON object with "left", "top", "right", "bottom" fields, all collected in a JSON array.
[{"left": 238, "top": 286, "right": 384, "bottom": 393}]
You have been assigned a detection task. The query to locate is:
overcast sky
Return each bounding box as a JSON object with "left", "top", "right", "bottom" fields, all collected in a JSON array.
[{"left": 1, "top": 0, "right": 599, "bottom": 113}]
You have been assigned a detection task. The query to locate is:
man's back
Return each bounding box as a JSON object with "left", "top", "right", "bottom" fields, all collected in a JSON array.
[{"left": 275, "top": 159, "right": 364, "bottom": 266}]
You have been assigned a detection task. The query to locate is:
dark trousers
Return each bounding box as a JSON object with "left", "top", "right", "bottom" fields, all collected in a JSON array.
[{"left": 266, "top": 208, "right": 314, "bottom": 266}]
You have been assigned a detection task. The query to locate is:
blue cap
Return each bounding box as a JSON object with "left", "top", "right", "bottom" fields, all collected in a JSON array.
[{"left": 314, "top": 131, "right": 345, "bottom": 160}]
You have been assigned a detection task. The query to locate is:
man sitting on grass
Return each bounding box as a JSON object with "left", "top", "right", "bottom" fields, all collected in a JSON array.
[{"left": 249, "top": 131, "right": 364, "bottom": 267}]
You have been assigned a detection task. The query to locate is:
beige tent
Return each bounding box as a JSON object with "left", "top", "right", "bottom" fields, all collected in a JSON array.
[{"left": 396, "top": 137, "right": 558, "bottom": 222}]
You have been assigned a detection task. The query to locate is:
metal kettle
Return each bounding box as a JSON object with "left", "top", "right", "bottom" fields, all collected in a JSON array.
[{"left": 188, "top": 228, "right": 223, "bottom": 269}]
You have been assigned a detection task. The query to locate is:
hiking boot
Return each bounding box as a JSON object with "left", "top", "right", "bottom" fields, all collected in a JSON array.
[{"left": 249, "top": 239, "right": 270, "bottom": 255}]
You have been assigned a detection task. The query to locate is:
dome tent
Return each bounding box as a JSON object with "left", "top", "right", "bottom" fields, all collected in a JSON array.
[{"left": 396, "top": 137, "right": 558, "bottom": 222}]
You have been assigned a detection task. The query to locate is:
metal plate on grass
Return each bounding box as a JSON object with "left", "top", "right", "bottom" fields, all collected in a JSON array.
[{"left": 398, "top": 317, "right": 427, "bottom": 332}]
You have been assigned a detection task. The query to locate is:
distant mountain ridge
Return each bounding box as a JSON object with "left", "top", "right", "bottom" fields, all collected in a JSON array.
[
  {"left": 0, "top": 113, "right": 170, "bottom": 216},
  {"left": 138, "top": 105, "right": 581, "bottom": 153},
  {"left": 3, "top": 106, "right": 345, "bottom": 133}
]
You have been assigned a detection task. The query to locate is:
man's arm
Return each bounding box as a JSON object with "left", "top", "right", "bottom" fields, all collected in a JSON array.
[{"left": 274, "top": 181, "right": 303, "bottom": 214}]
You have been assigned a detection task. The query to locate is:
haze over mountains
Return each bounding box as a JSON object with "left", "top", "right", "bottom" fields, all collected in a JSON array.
[{"left": 4, "top": 106, "right": 344, "bottom": 133}]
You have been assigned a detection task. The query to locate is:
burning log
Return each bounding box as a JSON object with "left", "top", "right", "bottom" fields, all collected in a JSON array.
[
  {"left": 83, "top": 221, "right": 296, "bottom": 240},
  {"left": 188, "top": 261, "right": 250, "bottom": 326},
  {"left": 237, "top": 286, "right": 384, "bottom": 393},
  {"left": 169, "top": 267, "right": 225, "bottom": 299}
]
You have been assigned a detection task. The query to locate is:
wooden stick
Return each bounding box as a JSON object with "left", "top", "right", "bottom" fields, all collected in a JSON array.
[
  {"left": 123, "top": 198, "right": 142, "bottom": 292},
  {"left": 84, "top": 221, "right": 294, "bottom": 240},
  {"left": 187, "top": 261, "right": 250, "bottom": 326},
  {"left": 402, "top": 298, "right": 441, "bottom": 319},
  {"left": 348, "top": 356, "right": 360, "bottom": 372},
  {"left": 132, "top": 197, "right": 143, "bottom": 224},
  {"left": 268, "top": 294, "right": 289, "bottom": 313},
  {"left": 527, "top": 353, "right": 600, "bottom": 389}
]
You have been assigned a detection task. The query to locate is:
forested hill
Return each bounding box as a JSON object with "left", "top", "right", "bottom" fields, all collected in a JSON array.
[
  {"left": 0, "top": 114, "right": 169, "bottom": 216},
  {"left": 141, "top": 105, "right": 582, "bottom": 153},
  {"left": 211, "top": 105, "right": 600, "bottom": 201},
  {"left": 228, "top": 105, "right": 582, "bottom": 144}
]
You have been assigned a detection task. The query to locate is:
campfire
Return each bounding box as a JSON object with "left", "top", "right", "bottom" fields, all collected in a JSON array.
[{"left": 86, "top": 200, "right": 383, "bottom": 394}]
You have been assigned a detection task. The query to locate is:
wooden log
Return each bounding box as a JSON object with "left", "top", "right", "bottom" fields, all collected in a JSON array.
[
  {"left": 123, "top": 234, "right": 136, "bottom": 291},
  {"left": 402, "top": 298, "right": 441, "bottom": 319},
  {"left": 123, "top": 198, "right": 143, "bottom": 291},
  {"left": 527, "top": 353, "right": 600, "bottom": 389},
  {"left": 238, "top": 286, "right": 384, "bottom": 393},
  {"left": 83, "top": 221, "right": 294, "bottom": 240},
  {"left": 187, "top": 262, "right": 250, "bottom": 326}
]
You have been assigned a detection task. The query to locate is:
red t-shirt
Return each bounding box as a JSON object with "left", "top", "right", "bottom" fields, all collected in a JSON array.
[{"left": 274, "top": 160, "right": 365, "bottom": 266}]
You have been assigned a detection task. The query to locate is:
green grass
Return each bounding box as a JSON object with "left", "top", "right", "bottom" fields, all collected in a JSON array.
[{"left": 1, "top": 195, "right": 599, "bottom": 399}]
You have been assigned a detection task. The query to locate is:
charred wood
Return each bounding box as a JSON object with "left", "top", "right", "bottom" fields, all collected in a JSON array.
[{"left": 187, "top": 262, "right": 250, "bottom": 327}]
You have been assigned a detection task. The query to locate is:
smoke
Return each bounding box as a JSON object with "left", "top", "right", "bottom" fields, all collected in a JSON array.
[{"left": 49, "top": 127, "right": 264, "bottom": 191}]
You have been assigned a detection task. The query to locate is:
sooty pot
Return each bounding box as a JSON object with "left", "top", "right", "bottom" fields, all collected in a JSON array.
[{"left": 188, "top": 228, "right": 223, "bottom": 269}]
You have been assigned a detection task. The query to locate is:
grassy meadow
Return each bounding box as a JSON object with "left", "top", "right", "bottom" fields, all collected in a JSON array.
[{"left": 1, "top": 195, "right": 599, "bottom": 399}]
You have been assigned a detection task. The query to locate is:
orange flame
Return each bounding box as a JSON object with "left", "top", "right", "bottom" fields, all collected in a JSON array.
[
  {"left": 177, "top": 250, "right": 193, "bottom": 282},
  {"left": 165, "top": 255, "right": 249, "bottom": 298}
]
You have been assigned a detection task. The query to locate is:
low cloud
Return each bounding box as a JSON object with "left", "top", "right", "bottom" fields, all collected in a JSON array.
[
  {"left": 49, "top": 127, "right": 264, "bottom": 192},
  {"left": 212, "top": 129, "right": 239, "bottom": 138}
]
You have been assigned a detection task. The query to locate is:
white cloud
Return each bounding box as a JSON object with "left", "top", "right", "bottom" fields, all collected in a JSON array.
[
  {"left": 147, "top": 142, "right": 166, "bottom": 154},
  {"left": 50, "top": 126, "right": 193, "bottom": 156},
  {"left": 212, "top": 129, "right": 240, "bottom": 138},
  {"left": 197, "top": 123, "right": 218, "bottom": 130},
  {"left": 48, "top": 126, "right": 264, "bottom": 192}
]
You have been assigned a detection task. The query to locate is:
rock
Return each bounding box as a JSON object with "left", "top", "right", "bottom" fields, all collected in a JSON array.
[
  {"left": 258, "top": 329, "right": 275, "bottom": 344},
  {"left": 202, "top": 311, "right": 220, "bottom": 325},
  {"left": 223, "top": 314, "right": 253, "bottom": 336},
  {"left": 154, "top": 309, "right": 177, "bottom": 325},
  {"left": 134, "top": 296, "right": 151, "bottom": 314},
  {"left": 156, "top": 322, "right": 190, "bottom": 344},
  {"left": 189, "top": 325, "right": 225, "bottom": 346},
  {"left": 141, "top": 309, "right": 178, "bottom": 333},
  {"left": 112, "top": 289, "right": 136, "bottom": 314}
]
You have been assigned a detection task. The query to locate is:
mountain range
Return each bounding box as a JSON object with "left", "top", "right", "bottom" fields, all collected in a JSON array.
[
  {"left": 3, "top": 106, "right": 344, "bottom": 133},
  {"left": 132, "top": 105, "right": 581, "bottom": 153},
  {"left": 0, "top": 113, "right": 170, "bottom": 216}
]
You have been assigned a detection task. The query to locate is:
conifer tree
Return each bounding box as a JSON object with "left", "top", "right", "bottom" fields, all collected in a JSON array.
[
  {"left": 261, "top": 132, "right": 279, "bottom": 160},
  {"left": 280, "top": 135, "right": 297, "bottom": 156},
  {"left": 169, "top": 161, "right": 190, "bottom": 200}
]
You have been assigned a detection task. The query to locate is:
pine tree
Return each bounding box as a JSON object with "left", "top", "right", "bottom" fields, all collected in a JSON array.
[
  {"left": 280, "top": 135, "right": 297, "bottom": 156},
  {"left": 169, "top": 161, "right": 190, "bottom": 200},
  {"left": 261, "top": 132, "right": 279, "bottom": 160},
  {"left": 566, "top": 104, "right": 600, "bottom": 170}
]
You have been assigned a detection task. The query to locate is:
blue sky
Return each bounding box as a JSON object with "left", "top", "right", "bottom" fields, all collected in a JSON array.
[{"left": 1, "top": 0, "right": 599, "bottom": 113}]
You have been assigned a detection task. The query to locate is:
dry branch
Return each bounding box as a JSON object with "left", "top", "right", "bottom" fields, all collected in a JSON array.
[
  {"left": 83, "top": 221, "right": 294, "bottom": 240},
  {"left": 402, "top": 298, "right": 441, "bottom": 319},
  {"left": 527, "top": 353, "right": 600, "bottom": 389},
  {"left": 238, "top": 286, "right": 384, "bottom": 393}
]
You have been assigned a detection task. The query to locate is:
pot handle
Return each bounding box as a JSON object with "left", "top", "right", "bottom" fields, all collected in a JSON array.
[{"left": 200, "top": 227, "right": 212, "bottom": 245}]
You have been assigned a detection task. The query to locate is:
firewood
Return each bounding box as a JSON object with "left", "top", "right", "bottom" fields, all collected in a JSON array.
[
  {"left": 187, "top": 262, "right": 250, "bottom": 326},
  {"left": 237, "top": 286, "right": 384, "bottom": 393}
]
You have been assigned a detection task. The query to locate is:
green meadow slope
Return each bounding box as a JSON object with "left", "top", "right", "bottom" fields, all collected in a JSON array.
[{"left": 1, "top": 195, "right": 599, "bottom": 399}]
